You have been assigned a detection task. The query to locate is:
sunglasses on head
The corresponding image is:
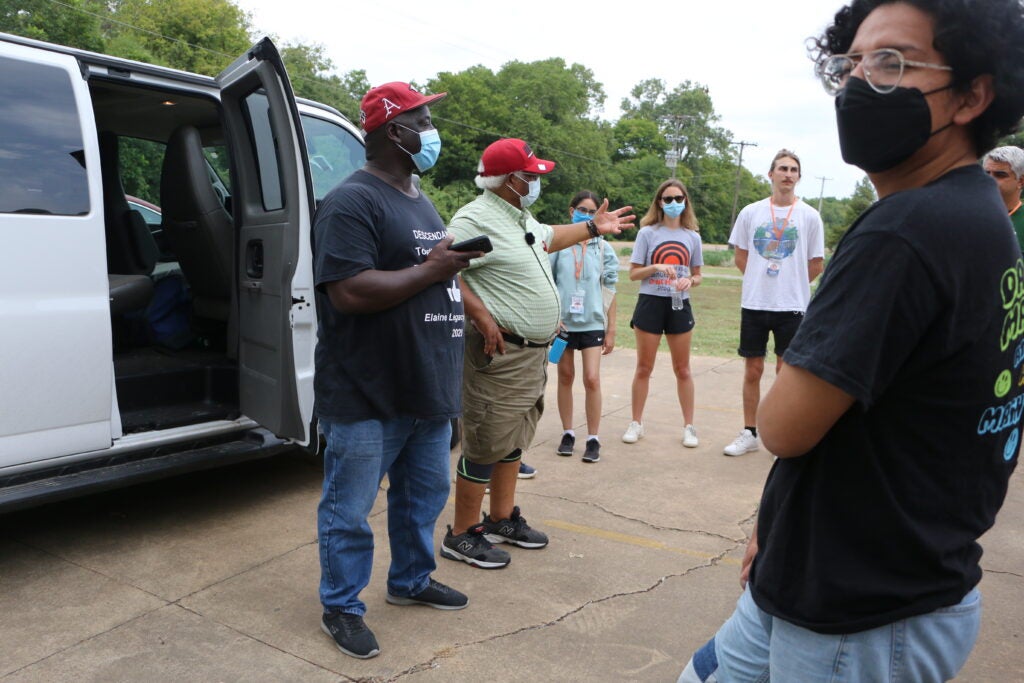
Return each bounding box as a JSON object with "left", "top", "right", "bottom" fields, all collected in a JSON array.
[{"left": 661, "top": 195, "right": 686, "bottom": 204}]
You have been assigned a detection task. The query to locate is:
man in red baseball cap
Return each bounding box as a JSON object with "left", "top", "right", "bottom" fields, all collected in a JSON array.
[
  {"left": 440, "top": 138, "right": 634, "bottom": 570},
  {"left": 359, "top": 81, "right": 447, "bottom": 134},
  {"left": 313, "top": 81, "right": 479, "bottom": 660}
]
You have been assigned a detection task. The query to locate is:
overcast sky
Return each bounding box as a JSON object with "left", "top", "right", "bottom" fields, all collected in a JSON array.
[{"left": 235, "top": 0, "right": 863, "bottom": 199}]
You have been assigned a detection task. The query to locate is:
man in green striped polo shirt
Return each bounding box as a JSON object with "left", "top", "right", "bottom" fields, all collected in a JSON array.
[{"left": 440, "top": 138, "right": 634, "bottom": 569}]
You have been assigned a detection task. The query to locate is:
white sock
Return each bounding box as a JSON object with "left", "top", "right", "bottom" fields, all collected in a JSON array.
[
  {"left": 588, "top": 435, "right": 599, "bottom": 443},
  {"left": 564, "top": 429, "right": 575, "bottom": 438}
]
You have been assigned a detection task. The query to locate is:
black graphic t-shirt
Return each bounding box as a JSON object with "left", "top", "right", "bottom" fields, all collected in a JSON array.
[
  {"left": 312, "top": 170, "right": 463, "bottom": 421},
  {"left": 750, "top": 166, "right": 1022, "bottom": 634}
]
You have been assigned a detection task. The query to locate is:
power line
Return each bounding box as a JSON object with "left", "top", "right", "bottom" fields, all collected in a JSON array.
[{"left": 38, "top": 0, "right": 762, "bottom": 195}]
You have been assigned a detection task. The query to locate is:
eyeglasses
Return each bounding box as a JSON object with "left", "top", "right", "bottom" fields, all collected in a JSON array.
[
  {"left": 574, "top": 207, "right": 598, "bottom": 216},
  {"left": 818, "top": 47, "right": 952, "bottom": 96},
  {"left": 661, "top": 195, "right": 686, "bottom": 204}
]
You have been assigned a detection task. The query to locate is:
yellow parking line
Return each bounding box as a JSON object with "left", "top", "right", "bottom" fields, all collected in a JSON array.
[{"left": 544, "top": 519, "right": 741, "bottom": 566}]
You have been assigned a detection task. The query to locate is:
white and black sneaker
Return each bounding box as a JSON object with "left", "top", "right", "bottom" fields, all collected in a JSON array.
[
  {"left": 440, "top": 524, "right": 511, "bottom": 569},
  {"left": 321, "top": 612, "right": 380, "bottom": 659},
  {"left": 386, "top": 578, "right": 468, "bottom": 610},
  {"left": 482, "top": 506, "right": 549, "bottom": 549}
]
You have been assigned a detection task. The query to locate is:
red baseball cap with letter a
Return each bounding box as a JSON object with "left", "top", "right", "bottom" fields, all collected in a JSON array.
[
  {"left": 479, "top": 138, "right": 556, "bottom": 176},
  {"left": 359, "top": 82, "right": 447, "bottom": 133}
]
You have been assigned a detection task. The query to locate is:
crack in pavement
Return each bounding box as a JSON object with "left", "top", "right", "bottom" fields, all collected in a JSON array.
[
  {"left": 984, "top": 568, "right": 1024, "bottom": 579},
  {"left": 381, "top": 546, "right": 741, "bottom": 682},
  {"left": 521, "top": 491, "right": 746, "bottom": 543}
]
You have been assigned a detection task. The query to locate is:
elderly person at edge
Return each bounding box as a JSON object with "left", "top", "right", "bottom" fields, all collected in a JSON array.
[{"left": 440, "top": 138, "right": 634, "bottom": 568}]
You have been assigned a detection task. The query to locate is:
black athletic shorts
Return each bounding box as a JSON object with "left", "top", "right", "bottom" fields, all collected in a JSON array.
[
  {"left": 630, "top": 293, "right": 695, "bottom": 335},
  {"left": 564, "top": 330, "right": 605, "bottom": 350},
  {"left": 738, "top": 307, "right": 804, "bottom": 357}
]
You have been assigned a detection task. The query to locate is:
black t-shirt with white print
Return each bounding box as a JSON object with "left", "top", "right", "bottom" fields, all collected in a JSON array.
[
  {"left": 749, "top": 166, "right": 1022, "bottom": 634},
  {"left": 312, "top": 170, "right": 463, "bottom": 421}
]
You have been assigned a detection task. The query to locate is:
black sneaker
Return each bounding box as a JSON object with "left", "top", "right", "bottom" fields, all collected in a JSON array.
[
  {"left": 582, "top": 438, "right": 601, "bottom": 463},
  {"left": 440, "top": 524, "right": 511, "bottom": 569},
  {"left": 386, "top": 578, "right": 468, "bottom": 610},
  {"left": 321, "top": 612, "right": 380, "bottom": 659},
  {"left": 556, "top": 433, "right": 575, "bottom": 456},
  {"left": 482, "top": 506, "right": 549, "bottom": 548}
]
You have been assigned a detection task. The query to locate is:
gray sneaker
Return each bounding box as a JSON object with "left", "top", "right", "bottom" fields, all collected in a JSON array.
[
  {"left": 556, "top": 432, "right": 575, "bottom": 456},
  {"left": 482, "top": 506, "right": 549, "bottom": 548},
  {"left": 440, "top": 524, "right": 511, "bottom": 569},
  {"left": 321, "top": 612, "right": 380, "bottom": 659},
  {"left": 582, "top": 438, "right": 601, "bottom": 463},
  {"left": 386, "top": 578, "right": 468, "bottom": 610}
]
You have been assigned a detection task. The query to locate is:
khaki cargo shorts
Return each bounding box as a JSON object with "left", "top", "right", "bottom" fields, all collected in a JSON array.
[{"left": 461, "top": 325, "right": 547, "bottom": 464}]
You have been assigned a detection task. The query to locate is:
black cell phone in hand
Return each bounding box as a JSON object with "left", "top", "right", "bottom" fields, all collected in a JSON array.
[{"left": 450, "top": 235, "right": 493, "bottom": 253}]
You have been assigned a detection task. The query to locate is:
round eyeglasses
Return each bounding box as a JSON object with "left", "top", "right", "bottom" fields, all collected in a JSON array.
[
  {"left": 661, "top": 195, "right": 686, "bottom": 204},
  {"left": 818, "top": 47, "right": 952, "bottom": 96}
]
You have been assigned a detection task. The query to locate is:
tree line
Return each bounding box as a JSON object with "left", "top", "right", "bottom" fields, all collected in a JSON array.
[{"left": 3, "top": 0, "right": 879, "bottom": 246}]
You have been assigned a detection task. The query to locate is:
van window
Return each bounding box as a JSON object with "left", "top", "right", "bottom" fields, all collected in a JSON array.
[
  {"left": 242, "top": 91, "right": 283, "bottom": 211},
  {"left": 300, "top": 114, "right": 366, "bottom": 201},
  {"left": 0, "top": 56, "right": 89, "bottom": 216}
]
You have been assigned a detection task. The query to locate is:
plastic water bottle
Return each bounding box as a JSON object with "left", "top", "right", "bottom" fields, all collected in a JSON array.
[
  {"left": 671, "top": 290, "right": 686, "bottom": 310},
  {"left": 548, "top": 334, "right": 568, "bottom": 363}
]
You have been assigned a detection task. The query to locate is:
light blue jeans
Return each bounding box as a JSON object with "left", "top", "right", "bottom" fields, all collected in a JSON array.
[
  {"left": 317, "top": 417, "right": 451, "bottom": 616},
  {"left": 679, "top": 586, "right": 982, "bottom": 683}
]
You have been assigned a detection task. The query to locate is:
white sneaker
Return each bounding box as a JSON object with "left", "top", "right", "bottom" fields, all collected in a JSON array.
[
  {"left": 622, "top": 421, "right": 645, "bottom": 443},
  {"left": 723, "top": 429, "right": 760, "bottom": 456},
  {"left": 683, "top": 424, "right": 699, "bottom": 448}
]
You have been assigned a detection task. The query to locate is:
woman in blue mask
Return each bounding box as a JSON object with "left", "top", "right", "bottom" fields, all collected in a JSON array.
[
  {"left": 549, "top": 191, "right": 620, "bottom": 464},
  {"left": 621, "top": 180, "right": 703, "bottom": 449}
]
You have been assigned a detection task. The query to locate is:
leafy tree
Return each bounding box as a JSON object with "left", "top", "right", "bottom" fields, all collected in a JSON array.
[
  {"left": 104, "top": 0, "right": 253, "bottom": 75},
  {"left": 0, "top": 0, "right": 106, "bottom": 51},
  {"left": 282, "top": 43, "right": 368, "bottom": 123},
  {"left": 827, "top": 175, "right": 876, "bottom": 248}
]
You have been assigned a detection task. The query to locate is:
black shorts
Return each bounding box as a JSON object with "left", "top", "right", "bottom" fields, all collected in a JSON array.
[
  {"left": 630, "top": 293, "right": 695, "bottom": 335},
  {"left": 738, "top": 308, "right": 804, "bottom": 357},
  {"left": 564, "top": 330, "right": 605, "bottom": 350}
]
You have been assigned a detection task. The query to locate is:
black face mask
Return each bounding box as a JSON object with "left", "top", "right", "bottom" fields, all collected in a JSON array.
[{"left": 835, "top": 76, "right": 954, "bottom": 173}]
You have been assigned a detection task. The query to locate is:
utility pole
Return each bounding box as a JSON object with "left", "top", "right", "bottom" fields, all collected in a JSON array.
[
  {"left": 815, "top": 175, "right": 833, "bottom": 213},
  {"left": 663, "top": 115, "right": 694, "bottom": 178},
  {"left": 729, "top": 140, "right": 758, "bottom": 229}
]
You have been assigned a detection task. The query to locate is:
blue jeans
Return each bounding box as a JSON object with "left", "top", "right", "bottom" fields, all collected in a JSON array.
[
  {"left": 679, "top": 586, "right": 981, "bottom": 683},
  {"left": 317, "top": 417, "right": 451, "bottom": 616}
]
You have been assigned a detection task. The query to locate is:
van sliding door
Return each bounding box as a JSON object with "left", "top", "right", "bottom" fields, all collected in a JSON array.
[{"left": 216, "top": 39, "right": 315, "bottom": 444}]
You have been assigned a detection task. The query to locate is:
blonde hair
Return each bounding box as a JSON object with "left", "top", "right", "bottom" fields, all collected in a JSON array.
[{"left": 640, "top": 179, "right": 699, "bottom": 231}]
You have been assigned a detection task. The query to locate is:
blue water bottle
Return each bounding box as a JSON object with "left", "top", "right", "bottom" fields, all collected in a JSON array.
[{"left": 548, "top": 333, "right": 568, "bottom": 363}]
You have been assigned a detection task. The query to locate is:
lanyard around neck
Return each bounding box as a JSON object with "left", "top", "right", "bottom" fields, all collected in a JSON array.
[
  {"left": 768, "top": 197, "right": 798, "bottom": 240},
  {"left": 572, "top": 241, "right": 588, "bottom": 280}
]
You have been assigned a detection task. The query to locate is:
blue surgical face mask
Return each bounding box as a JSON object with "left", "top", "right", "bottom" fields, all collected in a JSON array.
[
  {"left": 509, "top": 173, "right": 541, "bottom": 208},
  {"left": 571, "top": 209, "right": 593, "bottom": 224},
  {"left": 663, "top": 200, "right": 686, "bottom": 218},
  {"left": 395, "top": 124, "right": 441, "bottom": 172}
]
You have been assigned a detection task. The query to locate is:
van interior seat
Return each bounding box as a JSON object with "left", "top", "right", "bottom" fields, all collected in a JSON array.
[
  {"left": 160, "top": 125, "right": 233, "bottom": 321},
  {"left": 107, "top": 274, "right": 154, "bottom": 315},
  {"left": 99, "top": 132, "right": 159, "bottom": 278}
]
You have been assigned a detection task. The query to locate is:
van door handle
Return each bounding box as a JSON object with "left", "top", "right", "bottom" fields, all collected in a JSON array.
[{"left": 246, "top": 240, "right": 264, "bottom": 278}]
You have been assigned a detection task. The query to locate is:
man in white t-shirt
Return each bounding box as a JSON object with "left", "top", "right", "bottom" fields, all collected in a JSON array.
[{"left": 723, "top": 149, "right": 824, "bottom": 456}]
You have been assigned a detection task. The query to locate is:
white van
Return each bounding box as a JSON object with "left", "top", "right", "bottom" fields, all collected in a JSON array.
[{"left": 0, "top": 32, "right": 366, "bottom": 511}]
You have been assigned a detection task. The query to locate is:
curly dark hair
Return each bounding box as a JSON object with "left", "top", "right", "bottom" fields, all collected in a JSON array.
[{"left": 810, "top": 0, "right": 1024, "bottom": 154}]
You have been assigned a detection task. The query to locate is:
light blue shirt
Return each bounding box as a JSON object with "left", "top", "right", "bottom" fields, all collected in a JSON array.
[{"left": 549, "top": 237, "right": 618, "bottom": 332}]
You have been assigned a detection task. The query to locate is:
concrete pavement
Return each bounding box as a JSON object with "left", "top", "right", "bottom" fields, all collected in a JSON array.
[{"left": 0, "top": 349, "right": 1021, "bottom": 682}]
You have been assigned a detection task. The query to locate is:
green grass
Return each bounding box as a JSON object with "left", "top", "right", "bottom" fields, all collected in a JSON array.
[{"left": 612, "top": 275, "right": 742, "bottom": 357}]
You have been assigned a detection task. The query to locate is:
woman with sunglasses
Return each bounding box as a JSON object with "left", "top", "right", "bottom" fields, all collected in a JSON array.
[
  {"left": 621, "top": 180, "right": 703, "bottom": 448},
  {"left": 549, "top": 190, "right": 620, "bottom": 463}
]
